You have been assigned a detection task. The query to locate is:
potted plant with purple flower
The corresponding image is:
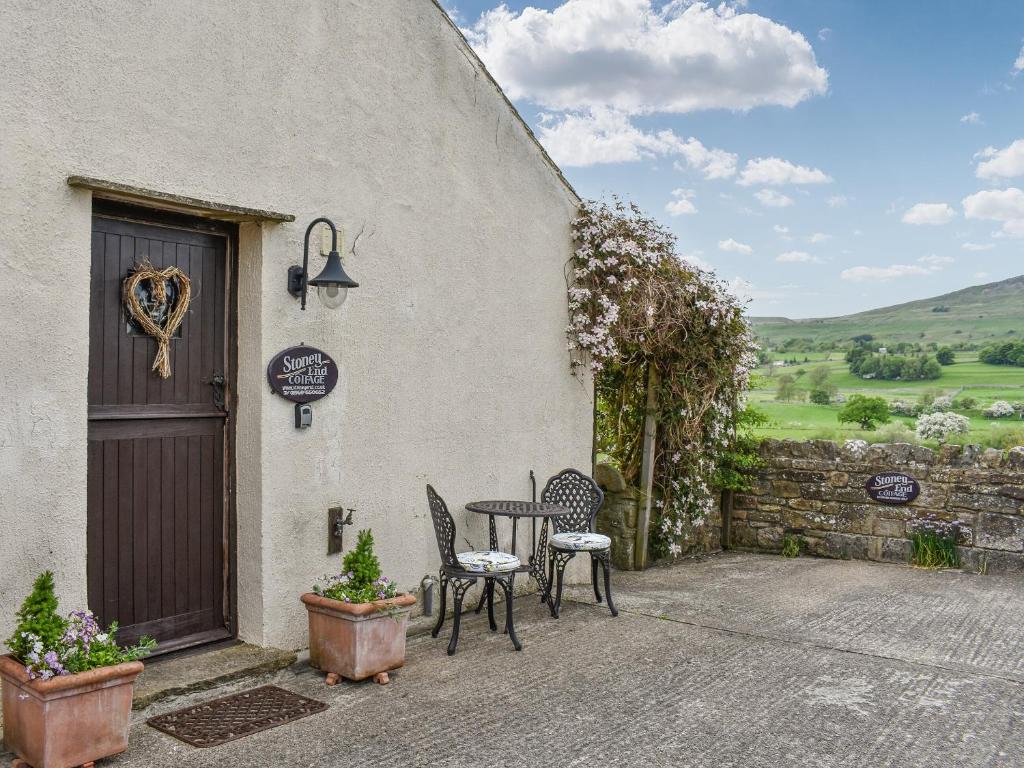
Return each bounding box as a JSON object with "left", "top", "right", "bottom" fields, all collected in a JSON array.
[
  {"left": 301, "top": 529, "right": 415, "bottom": 686},
  {"left": 1, "top": 571, "right": 155, "bottom": 768}
]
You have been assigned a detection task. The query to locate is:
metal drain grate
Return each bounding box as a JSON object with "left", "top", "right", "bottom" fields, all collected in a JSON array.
[{"left": 147, "top": 685, "right": 328, "bottom": 747}]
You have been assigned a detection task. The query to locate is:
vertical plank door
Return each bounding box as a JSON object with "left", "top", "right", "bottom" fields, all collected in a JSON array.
[{"left": 87, "top": 204, "right": 232, "bottom": 652}]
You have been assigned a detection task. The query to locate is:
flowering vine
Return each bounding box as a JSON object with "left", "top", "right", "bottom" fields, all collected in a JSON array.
[{"left": 567, "top": 199, "right": 757, "bottom": 559}]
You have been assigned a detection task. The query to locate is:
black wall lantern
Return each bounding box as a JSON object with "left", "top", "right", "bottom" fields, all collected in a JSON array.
[{"left": 287, "top": 217, "right": 360, "bottom": 310}]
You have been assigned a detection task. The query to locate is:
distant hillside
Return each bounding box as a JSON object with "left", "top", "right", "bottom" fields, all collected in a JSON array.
[{"left": 751, "top": 275, "right": 1024, "bottom": 348}]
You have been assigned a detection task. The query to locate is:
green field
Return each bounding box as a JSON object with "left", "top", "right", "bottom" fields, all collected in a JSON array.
[
  {"left": 752, "top": 274, "right": 1024, "bottom": 348},
  {"left": 744, "top": 275, "right": 1024, "bottom": 448},
  {"left": 750, "top": 354, "right": 1024, "bottom": 448}
]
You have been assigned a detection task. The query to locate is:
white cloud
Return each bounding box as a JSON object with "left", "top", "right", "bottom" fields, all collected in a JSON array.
[
  {"left": 737, "top": 157, "right": 832, "bottom": 186},
  {"left": 962, "top": 188, "right": 1024, "bottom": 219},
  {"left": 536, "top": 110, "right": 651, "bottom": 166},
  {"left": 827, "top": 195, "right": 848, "bottom": 208},
  {"left": 841, "top": 255, "right": 950, "bottom": 282},
  {"left": 776, "top": 250, "right": 817, "bottom": 263},
  {"left": 679, "top": 250, "right": 711, "bottom": 270},
  {"left": 441, "top": 2, "right": 462, "bottom": 23},
  {"left": 901, "top": 202, "right": 956, "bottom": 225},
  {"left": 718, "top": 238, "right": 753, "bottom": 254},
  {"left": 466, "top": 1, "right": 828, "bottom": 115},
  {"left": 725, "top": 278, "right": 785, "bottom": 304},
  {"left": 773, "top": 224, "right": 790, "bottom": 234},
  {"left": 666, "top": 135, "right": 739, "bottom": 179},
  {"left": 535, "top": 109, "right": 736, "bottom": 173},
  {"left": 962, "top": 241, "right": 995, "bottom": 251},
  {"left": 840, "top": 264, "right": 931, "bottom": 282},
  {"left": 808, "top": 232, "right": 832, "bottom": 243},
  {"left": 665, "top": 188, "right": 698, "bottom": 216},
  {"left": 818, "top": 27, "right": 831, "bottom": 42},
  {"left": 962, "top": 187, "right": 1024, "bottom": 236},
  {"left": 960, "top": 111, "right": 983, "bottom": 125},
  {"left": 1015, "top": 46, "right": 1024, "bottom": 73},
  {"left": 755, "top": 189, "right": 794, "bottom": 208},
  {"left": 726, "top": 278, "right": 754, "bottom": 303},
  {"left": 1000, "top": 220, "right": 1024, "bottom": 237},
  {"left": 975, "top": 139, "right": 1024, "bottom": 179},
  {"left": 975, "top": 271, "right": 990, "bottom": 280},
  {"left": 917, "top": 255, "right": 954, "bottom": 268}
]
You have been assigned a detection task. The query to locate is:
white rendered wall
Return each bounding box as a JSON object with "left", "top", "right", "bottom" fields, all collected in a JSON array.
[{"left": 0, "top": 0, "right": 591, "bottom": 649}]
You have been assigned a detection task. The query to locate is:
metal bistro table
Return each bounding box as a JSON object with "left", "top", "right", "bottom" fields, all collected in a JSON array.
[{"left": 465, "top": 498, "right": 571, "bottom": 610}]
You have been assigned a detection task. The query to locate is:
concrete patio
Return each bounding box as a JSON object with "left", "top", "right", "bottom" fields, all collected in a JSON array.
[{"left": 22, "top": 552, "right": 1024, "bottom": 767}]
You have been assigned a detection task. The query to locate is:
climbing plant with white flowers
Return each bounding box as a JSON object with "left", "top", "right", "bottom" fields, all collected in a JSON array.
[{"left": 567, "top": 198, "right": 757, "bottom": 559}]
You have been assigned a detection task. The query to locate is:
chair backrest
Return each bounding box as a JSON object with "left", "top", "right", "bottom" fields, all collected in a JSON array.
[
  {"left": 426, "top": 484, "right": 458, "bottom": 569},
  {"left": 541, "top": 469, "right": 604, "bottom": 534}
]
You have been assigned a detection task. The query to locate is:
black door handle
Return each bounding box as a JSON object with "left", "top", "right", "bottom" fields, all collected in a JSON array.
[{"left": 204, "top": 373, "right": 226, "bottom": 409}]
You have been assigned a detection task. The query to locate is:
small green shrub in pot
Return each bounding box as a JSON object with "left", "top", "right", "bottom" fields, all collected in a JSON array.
[
  {"left": 312, "top": 529, "right": 398, "bottom": 605},
  {"left": 7, "top": 571, "right": 155, "bottom": 681},
  {"left": 302, "top": 529, "right": 415, "bottom": 685},
  {"left": 1, "top": 571, "right": 155, "bottom": 768}
]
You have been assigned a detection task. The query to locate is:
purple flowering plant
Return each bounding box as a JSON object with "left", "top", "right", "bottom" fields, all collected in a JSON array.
[
  {"left": 312, "top": 529, "right": 398, "bottom": 605},
  {"left": 908, "top": 514, "right": 964, "bottom": 569},
  {"left": 7, "top": 571, "right": 155, "bottom": 681}
]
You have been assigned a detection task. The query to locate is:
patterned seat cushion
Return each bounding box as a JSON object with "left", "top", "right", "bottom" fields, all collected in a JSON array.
[
  {"left": 456, "top": 550, "right": 521, "bottom": 573},
  {"left": 549, "top": 531, "right": 611, "bottom": 551}
]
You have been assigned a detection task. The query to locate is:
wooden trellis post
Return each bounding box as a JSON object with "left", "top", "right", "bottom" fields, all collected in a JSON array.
[{"left": 634, "top": 362, "right": 659, "bottom": 570}]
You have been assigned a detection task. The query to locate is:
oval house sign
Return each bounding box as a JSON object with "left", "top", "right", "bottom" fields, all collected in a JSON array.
[
  {"left": 266, "top": 345, "right": 338, "bottom": 403},
  {"left": 865, "top": 472, "right": 920, "bottom": 505}
]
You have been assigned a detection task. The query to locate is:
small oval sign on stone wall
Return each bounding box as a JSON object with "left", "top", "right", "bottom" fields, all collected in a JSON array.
[
  {"left": 865, "top": 472, "right": 920, "bottom": 504},
  {"left": 266, "top": 345, "right": 338, "bottom": 403}
]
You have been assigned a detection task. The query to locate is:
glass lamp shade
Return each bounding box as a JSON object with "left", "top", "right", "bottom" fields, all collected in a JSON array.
[
  {"left": 318, "top": 283, "right": 349, "bottom": 309},
  {"left": 306, "top": 249, "right": 359, "bottom": 311}
]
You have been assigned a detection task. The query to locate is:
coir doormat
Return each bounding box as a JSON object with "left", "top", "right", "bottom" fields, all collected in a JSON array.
[{"left": 147, "top": 685, "right": 327, "bottom": 747}]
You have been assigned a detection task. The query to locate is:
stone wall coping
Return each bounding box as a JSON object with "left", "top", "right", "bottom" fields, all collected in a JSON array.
[{"left": 759, "top": 439, "right": 1024, "bottom": 470}]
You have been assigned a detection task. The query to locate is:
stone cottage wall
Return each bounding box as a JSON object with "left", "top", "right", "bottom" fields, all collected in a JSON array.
[{"left": 730, "top": 440, "right": 1024, "bottom": 573}]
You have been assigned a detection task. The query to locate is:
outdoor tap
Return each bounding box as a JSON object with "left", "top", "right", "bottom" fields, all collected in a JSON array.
[{"left": 420, "top": 575, "right": 436, "bottom": 616}]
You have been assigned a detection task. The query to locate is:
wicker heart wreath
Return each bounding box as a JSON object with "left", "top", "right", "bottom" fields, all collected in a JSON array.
[{"left": 122, "top": 260, "right": 192, "bottom": 378}]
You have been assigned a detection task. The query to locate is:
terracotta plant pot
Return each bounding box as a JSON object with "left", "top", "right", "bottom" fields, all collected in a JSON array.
[
  {"left": 0, "top": 654, "right": 143, "bottom": 768},
  {"left": 301, "top": 592, "right": 416, "bottom": 685}
]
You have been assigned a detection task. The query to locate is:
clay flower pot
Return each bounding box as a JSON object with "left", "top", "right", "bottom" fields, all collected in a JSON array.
[
  {"left": 0, "top": 654, "right": 143, "bottom": 768},
  {"left": 301, "top": 592, "right": 416, "bottom": 685}
]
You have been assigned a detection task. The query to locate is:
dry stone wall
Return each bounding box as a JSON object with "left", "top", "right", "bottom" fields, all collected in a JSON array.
[
  {"left": 730, "top": 440, "right": 1024, "bottom": 573},
  {"left": 595, "top": 463, "right": 723, "bottom": 570},
  {"left": 594, "top": 464, "right": 640, "bottom": 570}
]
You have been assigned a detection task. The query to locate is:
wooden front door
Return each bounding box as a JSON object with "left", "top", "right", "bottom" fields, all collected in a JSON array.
[{"left": 87, "top": 202, "right": 234, "bottom": 652}]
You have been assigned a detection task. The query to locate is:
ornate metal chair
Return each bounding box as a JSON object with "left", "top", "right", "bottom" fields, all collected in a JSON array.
[
  {"left": 426, "top": 485, "right": 523, "bottom": 655},
  {"left": 541, "top": 469, "right": 618, "bottom": 618}
]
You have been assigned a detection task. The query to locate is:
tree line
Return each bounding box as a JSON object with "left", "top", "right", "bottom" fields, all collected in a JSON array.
[
  {"left": 845, "top": 346, "right": 946, "bottom": 381},
  {"left": 979, "top": 341, "right": 1024, "bottom": 367}
]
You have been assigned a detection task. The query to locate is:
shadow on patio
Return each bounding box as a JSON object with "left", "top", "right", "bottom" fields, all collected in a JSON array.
[{"left": 100, "top": 552, "right": 1024, "bottom": 767}]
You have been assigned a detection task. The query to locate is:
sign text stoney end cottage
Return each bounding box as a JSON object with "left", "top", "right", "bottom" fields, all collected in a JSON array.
[
  {"left": 865, "top": 472, "right": 920, "bottom": 505},
  {"left": 266, "top": 346, "right": 339, "bottom": 403}
]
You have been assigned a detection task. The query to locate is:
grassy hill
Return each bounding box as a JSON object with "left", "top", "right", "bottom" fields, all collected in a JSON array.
[{"left": 751, "top": 274, "right": 1024, "bottom": 348}]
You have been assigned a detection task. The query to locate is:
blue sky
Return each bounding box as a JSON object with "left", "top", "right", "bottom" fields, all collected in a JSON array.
[{"left": 446, "top": 0, "right": 1024, "bottom": 317}]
